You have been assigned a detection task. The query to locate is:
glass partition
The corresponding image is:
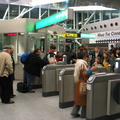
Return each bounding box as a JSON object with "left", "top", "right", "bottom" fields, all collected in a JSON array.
[
  {"left": 103, "top": 11, "right": 110, "bottom": 20},
  {"left": 111, "top": 10, "right": 120, "bottom": 19},
  {"left": 31, "top": 8, "right": 39, "bottom": 19},
  {"left": 10, "top": 5, "right": 19, "bottom": 19},
  {"left": 0, "top": 4, "right": 8, "bottom": 19},
  {"left": 20, "top": 6, "right": 29, "bottom": 18},
  {"left": 41, "top": 8, "right": 48, "bottom": 19}
]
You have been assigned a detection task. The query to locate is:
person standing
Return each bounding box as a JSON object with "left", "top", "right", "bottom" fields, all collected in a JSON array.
[
  {"left": 63, "top": 45, "right": 76, "bottom": 64},
  {"left": 0, "top": 46, "right": 14, "bottom": 104},
  {"left": 44, "top": 45, "right": 56, "bottom": 63},
  {"left": 90, "top": 46, "right": 103, "bottom": 67},
  {"left": 24, "top": 48, "right": 54, "bottom": 93},
  {"left": 71, "top": 52, "right": 97, "bottom": 118}
]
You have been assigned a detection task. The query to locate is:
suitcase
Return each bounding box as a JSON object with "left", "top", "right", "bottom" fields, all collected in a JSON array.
[{"left": 17, "top": 82, "right": 28, "bottom": 93}]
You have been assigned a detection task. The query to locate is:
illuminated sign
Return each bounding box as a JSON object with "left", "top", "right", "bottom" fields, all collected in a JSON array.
[
  {"left": 36, "top": 9, "right": 73, "bottom": 29},
  {"left": 4, "top": 33, "right": 18, "bottom": 36},
  {"left": 81, "top": 33, "right": 95, "bottom": 39},
  {"left": 62, "top": 33, "right": 78, "bottom": 37}
]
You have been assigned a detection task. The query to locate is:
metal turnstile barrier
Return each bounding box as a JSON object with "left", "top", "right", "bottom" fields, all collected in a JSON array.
[
  {"left": 33, "top": 75, "right": 42, "bottom": 89},
  {"left": 59, "top": 67, "right": 75, "bottom": 108},
  {"left": 42, "top": 64, "right": 74, "bottom": 97},
  {"left": 86, "top": 73, "right": 120, "bottom": 120},
  {"left": 59, "top": 67, "right": 108, "bottom": 109}
]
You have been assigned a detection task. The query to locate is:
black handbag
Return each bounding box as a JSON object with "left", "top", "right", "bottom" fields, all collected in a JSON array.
[{"left": 17, "top": 82, "right": 28, "bottom": 93}]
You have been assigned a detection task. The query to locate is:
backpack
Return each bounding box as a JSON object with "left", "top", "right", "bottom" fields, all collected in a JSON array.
[{"left": 20, "top": 53, "right": 31, "bottom": 64}]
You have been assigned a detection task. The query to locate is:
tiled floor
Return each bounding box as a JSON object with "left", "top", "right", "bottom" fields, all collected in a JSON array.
[{"left": 0, "top": 81, "right": 85, "bottom": 120}]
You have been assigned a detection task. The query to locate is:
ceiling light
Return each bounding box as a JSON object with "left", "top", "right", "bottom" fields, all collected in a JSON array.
[
  {"left": 69, "top": 5, "right": 116, "bottom": 11},
  {"left": 29, "top": 0, "right": 67, "bottom": 6}
]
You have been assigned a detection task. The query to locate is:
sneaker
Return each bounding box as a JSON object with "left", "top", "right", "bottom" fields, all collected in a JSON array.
[{"left": 28, "top": 89, "right": 35, "bottom": 93}]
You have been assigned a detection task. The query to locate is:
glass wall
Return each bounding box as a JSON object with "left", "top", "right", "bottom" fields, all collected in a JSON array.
[
  {"left": 0, "top": 4, "right": 8, "bottom": 19},
  {"left": 95, "top": 12, "right": 100, "bottom": 22},
  {"left": 103, "top": 11, "right": 110, "bottom": 20},
  {"left": 50, "top": 9, "right": 57, "bottom": 16},
  {"left": 41, "top": 8, "right": 48, "bottom": 19},
  {"left": 31, "top": 8, "right": 39, "bottom": 19},
  {"left": 83, "top": 12, "right": 87, "bottom": 24},
  {"left": 20, "top": 6, "right": 29, "bottom": 18},
  {"left": 0, "top": 3, "right": 120, "bottom": 30},
  {"left": 10, "top": 5, "right": 19, "bottom": 19},
  {"left": 111, "top": 10, "right": 120, "bottom": 18},
  {"left": 65, "top": 20, "right": 73, "bottom": 29}
]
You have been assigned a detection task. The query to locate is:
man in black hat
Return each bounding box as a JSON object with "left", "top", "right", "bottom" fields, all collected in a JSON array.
[{"left": 0, "top": 46, "right": 14, "bottom": 104}]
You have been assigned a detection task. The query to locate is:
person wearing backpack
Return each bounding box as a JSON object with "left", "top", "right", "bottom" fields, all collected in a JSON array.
[{"left": 24, "top": 48, "right": 54, "bottom": 93}]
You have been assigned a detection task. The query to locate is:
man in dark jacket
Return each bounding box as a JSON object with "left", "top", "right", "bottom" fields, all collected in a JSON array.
[
  {"left": 90, "top": 46, "right": 103, "bottom": 67},
  {"left": 24, "top": 48, "right": 53, "bottom": 93},
  {"left": 63, "top": 45, "right": 76, "bottom": 64}
]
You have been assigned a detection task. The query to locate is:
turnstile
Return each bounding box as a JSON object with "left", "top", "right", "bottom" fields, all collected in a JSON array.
[
  {"left": 42, "top": 64, "right": 74, "bottom": 97},
  {"left": 59, "top": 67, "right": 108, "bottom": 109},
  {"left": 59, "top": 67, "right": 75, "bottom": 108},
  {"left": 33, "top": 75, "right": 42, "bottom": 89},
  {"left": 86, "top": 73, "right": 120, "bottom": 120}
]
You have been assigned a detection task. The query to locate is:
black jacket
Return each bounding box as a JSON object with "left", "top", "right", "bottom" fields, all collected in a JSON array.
[
  {"left": 63, "top": 50, "right": 76, "bottom": 64},
  {"left": 24, "top": 53, "right": 49, "bottom": 77}
]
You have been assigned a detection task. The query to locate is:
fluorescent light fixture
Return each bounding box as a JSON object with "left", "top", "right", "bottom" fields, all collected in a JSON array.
[
  {"left": 69, "top": 5, "right": 116, "bottom": 11},
  {"left": 30, "top": 0, "right": 67, "bottom": 6}
]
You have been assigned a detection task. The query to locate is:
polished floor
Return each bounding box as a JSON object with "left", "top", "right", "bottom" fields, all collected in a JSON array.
[{"left": 0, "top": 81, "right": 85, "bottom": 120}]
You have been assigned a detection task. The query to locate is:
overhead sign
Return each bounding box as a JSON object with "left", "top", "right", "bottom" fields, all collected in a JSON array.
[
  {"left": 81, "top": 33, "right": 96, "bottom": 39},
  {"left": 36, "top": 9, "right": 73, "bottom": 29},
  {"left": 62, "top": 33, "right": 78, "bottom": 37},
  {"left": 89, "top": 30, "right": 120, "bottom": 43}
]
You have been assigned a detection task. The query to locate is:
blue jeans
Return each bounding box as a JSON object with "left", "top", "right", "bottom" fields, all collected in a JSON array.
[{"left": 23, "top": 70, "right": 35, "bottom": 90}]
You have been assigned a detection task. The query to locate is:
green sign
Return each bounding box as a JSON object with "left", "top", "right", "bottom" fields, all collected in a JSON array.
[
  {"left": 81, "top": 33, "right": 95, "bottom": 39},
  {"left": 36, "top": 9, "right": 71, "bottom": 29}
]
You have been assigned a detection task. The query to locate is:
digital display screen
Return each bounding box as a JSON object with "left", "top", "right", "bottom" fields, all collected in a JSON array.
[{"left": 4, "top": 33, "right": 18, "bottom": 36}]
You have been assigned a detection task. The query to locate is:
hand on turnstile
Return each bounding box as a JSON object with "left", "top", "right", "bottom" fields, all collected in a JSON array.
[
  {"left": 49, "top": 60, "right": 56, "bottom": 64},
  {"left": 90, "top": 66, "right": 98, "bottom": 70}
]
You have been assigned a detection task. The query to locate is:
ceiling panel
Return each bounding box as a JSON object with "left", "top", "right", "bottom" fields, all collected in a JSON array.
[{"left": 0, "top": 0, "right": 119, "bottom": 8}]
